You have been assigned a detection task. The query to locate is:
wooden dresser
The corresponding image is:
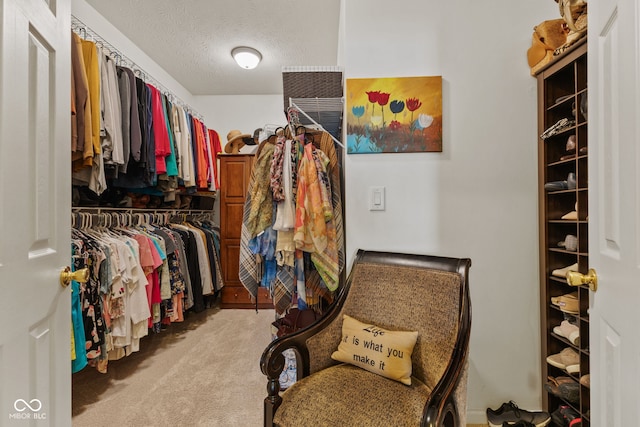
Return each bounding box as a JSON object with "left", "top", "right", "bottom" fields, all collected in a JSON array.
[{"left": 218, "top": 153, "right": 273, "bottom": 309}]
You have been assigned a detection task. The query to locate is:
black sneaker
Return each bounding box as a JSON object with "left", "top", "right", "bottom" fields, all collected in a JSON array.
[
  {"left": 487, "top": 401, "right": 551, "bottom": 427},
  {"left": 503, "top": 421, "right": 536, "bottom": 427}
]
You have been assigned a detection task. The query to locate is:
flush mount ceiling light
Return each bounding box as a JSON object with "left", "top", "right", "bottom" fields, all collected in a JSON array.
[{"left": 231, "top": 46, "right": 262, "bottom": 70}]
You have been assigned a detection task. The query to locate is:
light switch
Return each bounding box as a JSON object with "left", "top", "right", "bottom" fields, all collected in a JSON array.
[{"left": 369, "top": 186, "right": 385, "bottom": 211}]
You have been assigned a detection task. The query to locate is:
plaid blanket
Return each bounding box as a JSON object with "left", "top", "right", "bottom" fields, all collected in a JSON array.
[{"left": 238, "top": 132, "right": 344, "bottom": 312}]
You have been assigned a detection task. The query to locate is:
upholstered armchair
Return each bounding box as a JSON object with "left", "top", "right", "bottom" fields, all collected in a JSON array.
[{"left": 260, "top": 249, "right": 472, "bottom": 427}]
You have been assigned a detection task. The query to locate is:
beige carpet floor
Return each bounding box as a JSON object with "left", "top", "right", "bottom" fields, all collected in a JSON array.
[{"left": 72, "top": 306, "right": 275, "bottom": 427}]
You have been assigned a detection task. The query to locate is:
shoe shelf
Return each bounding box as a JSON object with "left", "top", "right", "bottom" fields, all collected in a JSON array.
[{"left": 536, "top": 39, "right": 590, "bottom": 426}]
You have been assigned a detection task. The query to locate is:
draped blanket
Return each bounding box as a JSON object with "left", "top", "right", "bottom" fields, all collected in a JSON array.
[{"left": 239, "top": 132, "right": 344, "bottom": 313}]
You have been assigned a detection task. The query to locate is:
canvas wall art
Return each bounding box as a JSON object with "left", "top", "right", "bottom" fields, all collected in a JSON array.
[{"left": 346, "top": 76, "right": 442, "bottom": 154}]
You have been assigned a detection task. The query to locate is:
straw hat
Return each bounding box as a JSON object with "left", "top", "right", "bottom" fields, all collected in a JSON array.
[{"left": 224, "top": 130, "right": 251, "bottom": 154}]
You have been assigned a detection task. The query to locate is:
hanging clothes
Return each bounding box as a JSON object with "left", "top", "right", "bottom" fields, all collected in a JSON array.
[
  {"left": 70, "top": 214, "right": 223, "bottom": 374},
  {"left": 71, "top": 31, "right": 91, "bottom": 164},
  {"left": 193, "top": 118, "right": 210, "bottom": 189},
  {"left": 71, "top": 254, "right": 88, "bottom": 374},
  {"left": 208, "top": 128, "right": 223, "bottom": 190},
  {"left": 101, "top": 54, "right": 124, "bottom": 170},
  {"left": 72, "top": 35, "right": 107, "bottom": 195},
  {"left": 239, "top": 131, "right": 344, "bottom": 314},
  {"left": 116, "top": 66, "right": 132, "bottom": 174},
  {"left": 173, "top": 104, "right": 196, "bottom": 188},
  {"left": 71, "top": 27, "right": 219, "bottom": 204}
]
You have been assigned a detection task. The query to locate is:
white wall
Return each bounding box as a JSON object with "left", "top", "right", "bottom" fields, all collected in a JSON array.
[
  {"left": 192, "top": 94, "right": 286, "bottom": 148},
  {"left": 342, "top": 0, "right": 557, "bottom": 422}
]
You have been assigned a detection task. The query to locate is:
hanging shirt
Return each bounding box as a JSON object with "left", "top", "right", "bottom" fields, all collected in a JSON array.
[
  {"left": 71, "top": 32, "right": 90, "bottom": 160},
  {"left": 193, "top": 119, "right": 209, "bottom": 189},
  {"left": 208, "top": 128, "right": 223, "bottom": 190},
  {"left": 81, "top": 40, "right": 101, "bottom": 160},
  {"left": 161, "top": 95, "right": 178, "bottom": 177},
  {"left": 116, "top": 66, "right": 132, "bottom": 174},
  {"left": 101, "top": 55, "right": 124, "bottom": 167},
  {"left": 124, "top": 68, "right": 142, "bottom": 163},
  {"left": 177, "top": 107, "right": 196, "bottom": 187},
  {"left": 148, "top": 84, "right": 171, "bottom": 175}
]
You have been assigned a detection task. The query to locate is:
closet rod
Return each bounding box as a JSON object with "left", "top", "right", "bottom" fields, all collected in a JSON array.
[
  {"left": 72, "top": 207, "right": 215, "bottom": 215},
  {"left": 71, "top": 15, "right": 204, "bottom": 121},
  {"left": 72, "top": 208, "right": 215, "bottom": 229},
  {"left": 288, "top": 99, "right": 345, "bottom": 149}
]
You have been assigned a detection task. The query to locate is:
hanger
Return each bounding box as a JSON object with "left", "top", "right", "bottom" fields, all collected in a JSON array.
[
  {"left": 305, "top": 132, "right": 316, "bottom": 146},
  {"left": 266, "top": 134, "right": 278, "bottom": 144}
]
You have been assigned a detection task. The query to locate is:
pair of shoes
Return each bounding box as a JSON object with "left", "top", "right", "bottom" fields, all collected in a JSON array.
[
  {"left": 547, "top": 347, "right": 580, "bottom": 374},
  {"left": 559, "top": 135, "right": 577, "bottom": 160},
  {"left": 579, "top": 374, "right": 590, "bottom": 388},
  {"left": 486, "top": 401, "right": 551, "bottom": 427},
  {"left": 558, "top": 234, "right": 578, "bottom": 251},
  {"left": 544, "top": 376, "right": 580, "bottom": 404},
  {"left": 545, "top": 173, "right": 576, "bottom": 191},
  {"left": 551, "top": 263, "right": 579, "bottom": 279},
  {"left": 553, "top": 320, "right": 580, "bottom": 345},
  {"left": 541, "top": 118, "right": 576, "bottom": 139},
  {"left": 181, "top": 195, "right": 193, "bottom": 209},
  {"left": 76, "top": 186, "right": 100, "bottom": 207},
  {"left": 551, "top": 405, "right": 581, "bottom": 426},
  {"left": 565, "top": 135, "right": 576, "bottom": 151},
  {"left": 551, "top": 292, "right": 579, "bottom": 314}
]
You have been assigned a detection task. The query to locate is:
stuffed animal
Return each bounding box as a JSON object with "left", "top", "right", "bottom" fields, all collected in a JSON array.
[
  {"left": 527, "top": 19, "right": 569, "bottom": 75},
  {"left": 555, "top": 0, "right": 587, "bottom": 55}
]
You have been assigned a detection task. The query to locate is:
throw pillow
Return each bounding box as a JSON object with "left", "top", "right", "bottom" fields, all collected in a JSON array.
[{"left": 331, "top": 314, "right": 419, "bottom": 385}]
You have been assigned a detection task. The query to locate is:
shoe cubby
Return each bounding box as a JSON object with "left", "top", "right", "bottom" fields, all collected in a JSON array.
[
  {"left": 544, "top": 132, "right": 576, "bottom": 164},
  {"left": 578, "top": 319, "right": 590, "bottom": 351},
  {"left": 547, "top": 223, "right": 578, "bottom": 255},
  {"left": 546, "top": 194, "right": 576, "bottom": 221},
  {"left": 577, "top": 122, "right": 588, "bottom": 154},
  {"left": 577, "top": 191, "right": 588, "bottom": 221},
  {"left": 577, "top": 158, "right": 588, "bottom": 188},
  {"left": 536, "top": 38, "right": 590, "bottom": 423},
  {"left": 577, "top": 223, "right": 588, "bottom": 254}
]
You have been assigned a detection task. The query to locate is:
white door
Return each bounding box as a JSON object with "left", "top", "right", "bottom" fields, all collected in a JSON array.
[
  {"left": 588, "top": 0, "right": 640, "bottom": 425},
  {"left": 0, "top": 0, "right": 71, "bottom": 425}
]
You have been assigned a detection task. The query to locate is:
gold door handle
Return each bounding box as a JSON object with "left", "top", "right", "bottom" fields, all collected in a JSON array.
[
  {"left": 59, "top": 266, "right": 89, "bottom": 288},
  {"left": 566, "top": 268, "right": 598, "bottom": 292}
]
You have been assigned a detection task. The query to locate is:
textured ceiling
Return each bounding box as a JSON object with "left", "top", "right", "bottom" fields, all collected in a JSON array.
[{"left": 85, "top": 0, "right": 341, "bottom": 96}]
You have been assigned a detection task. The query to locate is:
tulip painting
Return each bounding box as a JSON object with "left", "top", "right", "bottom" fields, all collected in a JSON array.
[{"left": 346, "top": 76, "right": 442, "bottom": 153}]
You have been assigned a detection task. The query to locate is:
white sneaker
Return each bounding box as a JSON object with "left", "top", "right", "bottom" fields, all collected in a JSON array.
[
  {"left": 551, "top": 263, "right": 579, "bottom": 278},
  {"left": 553, "top": 320, "right": 580, "bottom": 346}
]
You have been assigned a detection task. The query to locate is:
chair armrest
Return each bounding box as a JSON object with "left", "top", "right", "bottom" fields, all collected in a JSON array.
[
  {"left": 422, "top": 258, "right": 472, "bottom": 427},
  {"left": 260, "top": 284, "right": 349, "bottom": 427},
  {"left": 260, "top": 248, "right": 357, "bottom": 386},
  {"left": 260, "top": 296, "right": 345, "bottom": 381},
  {"left": 260, "top": 308, "right": 344, "bottom": 427}
]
